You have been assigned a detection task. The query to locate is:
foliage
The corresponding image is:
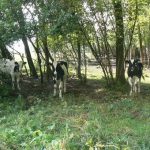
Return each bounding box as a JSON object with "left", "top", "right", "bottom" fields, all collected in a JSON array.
[
  {"left": 1, "top": 0, "right": 150, "bottom": 83},
  {"left": 0, "top": 85, "right": 11, "bottom": 98}
]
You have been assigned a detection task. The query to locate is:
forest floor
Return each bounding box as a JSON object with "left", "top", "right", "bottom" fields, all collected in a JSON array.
[
  {"left": 17, "top": 65, "right": 150, "bottom": 104},
  {"left": 5, "top": 65, "right": 110, "bottom": 102}
]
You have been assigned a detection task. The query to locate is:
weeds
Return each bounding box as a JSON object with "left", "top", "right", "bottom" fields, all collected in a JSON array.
[{"left": 0, "top": 93, "right": 149, "bottom": 150}]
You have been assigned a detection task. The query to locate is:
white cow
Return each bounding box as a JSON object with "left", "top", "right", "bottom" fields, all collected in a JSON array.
[{"left": 0, "top": 59, "right": 26, "bottom": 90}]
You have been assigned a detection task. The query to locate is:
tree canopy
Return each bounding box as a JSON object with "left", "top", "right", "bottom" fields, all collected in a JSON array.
[{"left": 0, "top": 0, "right": 150, "bottom": 84}]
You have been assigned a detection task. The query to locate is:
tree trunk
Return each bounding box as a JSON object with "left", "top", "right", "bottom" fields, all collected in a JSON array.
[
  {"left": 42, "top": 37, "right": 53, "bottom": 81},
  {"left": 22, "top": 36, "right": 38, "bottom": 78},
  {"left": 77, "top": 39, "right": 82, "bottom": 80},
  {"left": 83, "top": 42, "right": 87, "bottom": 83},
  {"left": 113, "top": 0, "right": 125, "bottom": 83},
  {"left": 29, "top": 37, "right": 43, "bottom": 83},
  {"left": 138, "top": 24, "right": 144, "bottom": 62},
  {"left": 36, "top": 38, "right": 43, "bottom": 83}
]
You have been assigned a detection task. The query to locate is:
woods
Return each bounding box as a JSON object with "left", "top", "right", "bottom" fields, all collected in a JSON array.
[
  {"left": 0, "top": 0, "right": 150, "bottom": 149},
  {"left": 0, "top": 0, "right": 149, "bottom": 83}
]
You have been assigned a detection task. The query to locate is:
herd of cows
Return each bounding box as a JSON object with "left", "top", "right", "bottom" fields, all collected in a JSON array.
[{"left": 0, "top": 58, "right": 143, "bottom": 98}]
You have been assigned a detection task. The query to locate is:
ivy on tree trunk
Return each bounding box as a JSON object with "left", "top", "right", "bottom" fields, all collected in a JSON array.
[{"left": 113, "top": 0, "right": 125, "bottom": 83}]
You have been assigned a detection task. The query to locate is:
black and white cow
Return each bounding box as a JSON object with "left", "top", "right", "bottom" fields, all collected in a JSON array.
[
  {"left": 0, "top": 59, "right": 26, "bottom": 90},
  {"left": 51, "top": 61, "right": 68, "bottom": 98},
  {"left": 126, "top": 58, "right": 143, "bottom": 95}
]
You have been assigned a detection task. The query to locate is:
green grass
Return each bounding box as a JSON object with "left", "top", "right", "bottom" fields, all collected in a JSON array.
[
  {"left": 0, "top": 93, "right": 149, "bottom": 150},
  {"left": 0, "top": 67, "right": 150, "bottom": 149}
]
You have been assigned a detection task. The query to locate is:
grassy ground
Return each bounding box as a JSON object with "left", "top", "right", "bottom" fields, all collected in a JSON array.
[
  {"left": 0, "top": 67, "right": 150, "bottom": 150},
  {"left": 0, "top": 94, "right": 149, "bottom": 150}
]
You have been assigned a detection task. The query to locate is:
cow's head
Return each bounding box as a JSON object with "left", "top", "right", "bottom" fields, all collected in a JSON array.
[
  {"left": 14, "top": 61, "right": 26, "bottom": 72},
  {"left": 125, "top": 59, "right": 135, "bottom": 72},
  {"left": 126, "top": 58, "right": 143, "bottom": 75}
]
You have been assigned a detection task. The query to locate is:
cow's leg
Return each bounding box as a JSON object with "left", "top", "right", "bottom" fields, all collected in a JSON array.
[
  {"left": 134, "top": 77, "right": 140, "bottom": 94},
  {"left": 131, "top": 84, "right": 134, "bottom": 95},
  {"left": 137, "top": 79, "right": 141, "bottom": 93},
  {"left": 63, "top": 76, "right": 67, "bottom": 93},
  {"left": 59, "top": 81, "right": 63, "bottom": 98},
  {"left": 133, "top": 78, "right": 136, "bottom": 93},
  {"left": 128, "top": 77, "right": 133, "bottom": 95},
  {"left": 11, "top": 75, "right": 15, "bottom": 90},
  {"left": 53, "top": 81, "right": 57, "bottom": 97},
  {"left": 133, "top": 83, "right": 137, "bottom": 93},
  {"left": 16, "top": 74, "right": 21, "bottom": 90}
]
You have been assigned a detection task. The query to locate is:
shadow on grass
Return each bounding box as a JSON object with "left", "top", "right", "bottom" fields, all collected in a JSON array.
[{"left": 1, "top": 76, "right": 150, "bottom": 107}]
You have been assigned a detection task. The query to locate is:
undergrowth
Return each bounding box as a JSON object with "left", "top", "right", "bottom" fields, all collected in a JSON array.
[{"left": 0, "top": 92, "right": 149, "bottom": 150}]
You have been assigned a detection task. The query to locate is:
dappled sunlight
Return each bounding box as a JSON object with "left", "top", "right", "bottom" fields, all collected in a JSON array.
[
  {"left": 87, "top": 66, "right": 103, "bottom": 79},
  {"left": 142, "top": 68, "right": 150, "bottom": 84},
  {"left": 95, "top": 88, "right": 105, "bottom": 93}
]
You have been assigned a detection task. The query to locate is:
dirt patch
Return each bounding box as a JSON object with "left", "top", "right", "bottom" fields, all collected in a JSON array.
[{"left": 19, "top": 76, "right": 106, "bottom": 101}]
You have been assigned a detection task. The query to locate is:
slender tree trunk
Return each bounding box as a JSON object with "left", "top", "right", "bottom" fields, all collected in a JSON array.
[
  {"left": 113, "top": 0, "right": 125, "bottom": 83},
  {"left": 138, "top": 24, "right": 144, "bottom": 62},
  {"left": 22, "top": 36, "right": 38, "bottom": 78},
  {"left": 83, "top": 42, "right": 87, "bottom": 83},
  {"left": 29, "top": 37, "right": 43, "bottom": 83},
  {"left": 42, "top": 37, "right": 53, "bottom": 81},
  {"left": 36, "top": 38, "right": 43, "bottom": 83},
  {"left": 79, "top": 23, "right": 112, "bottom": 85},
  {"left": 77, "top": 39, "right": 82, "bottom": 80}
]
